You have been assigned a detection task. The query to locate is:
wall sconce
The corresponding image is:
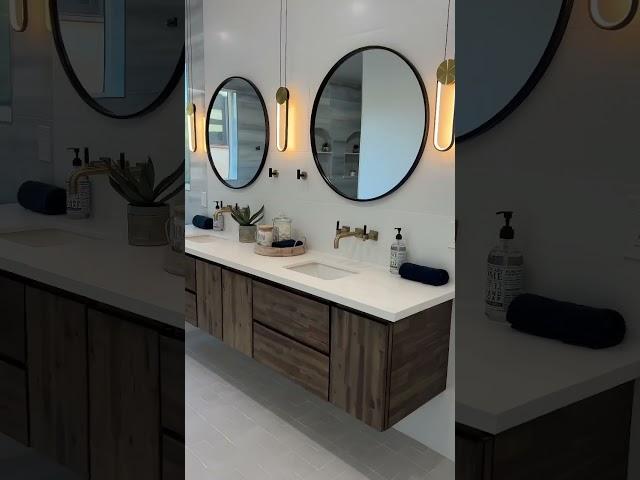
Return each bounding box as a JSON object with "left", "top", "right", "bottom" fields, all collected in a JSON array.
[
  {"left": 590, "top": 0, "right": 638, "bottom": 29},
  {"left": 9, "top": 0, "right": 28, "bottom": 32},
  {"left": 276, "top": 87, "right": 289, "bottom": 152},
  {"left": 434, "top": 59, "right": 455, "bottom": 152},
  {"left": 186, "top": 103, "right": 197, "bottom": 152}
]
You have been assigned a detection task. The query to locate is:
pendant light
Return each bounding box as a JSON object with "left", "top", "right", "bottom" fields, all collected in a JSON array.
[
  {"left": 9, "top": 0, "right": 28, "bottom": 32},
  {"left": 276, "top": 0, "right": 290, "bottom": 152},
  {"left": 590, "top": 0, "right": 638, "bottom": 30},
  {"left": 186, "top": 0, "right": 197, "bottom": 152},
  {"left": 434, "top": 0, "right": 455, "bottom": 152}
]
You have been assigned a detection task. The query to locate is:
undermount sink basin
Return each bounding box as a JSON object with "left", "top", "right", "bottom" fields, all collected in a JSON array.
[
  {"left": 0, "top": 228, "right": 91, "bottom": 247},
  {"left": 285, "top": 261, "right": 356, "bottom": 280}
]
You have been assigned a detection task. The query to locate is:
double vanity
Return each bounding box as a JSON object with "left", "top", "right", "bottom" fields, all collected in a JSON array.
[{"left": 185, "top": 229, "right": 455, "bottom": 431}]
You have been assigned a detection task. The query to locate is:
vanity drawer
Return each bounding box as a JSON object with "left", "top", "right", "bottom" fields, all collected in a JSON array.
[
  {"left": 253, "top": 323, "right": 329, "bottom": 399},
  {"left": 0, "top": 360, "right": 28, "bottom": 445},
  {"left": 253, "top": 281, "right": 330, "bottom": 353},
  {"left": 0, "top": 276, "right": 26, "bottom": 363}
]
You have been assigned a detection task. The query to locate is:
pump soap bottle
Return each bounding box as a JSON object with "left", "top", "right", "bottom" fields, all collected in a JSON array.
[
  {"left": 485, "top": 211, "right": 524, "bottom": 321},
  {"left": 390, "top": 228, "right": 408, "bottom": 275},
  {"left": 65, "top": 147, "right": 91, "bottom": 219}
]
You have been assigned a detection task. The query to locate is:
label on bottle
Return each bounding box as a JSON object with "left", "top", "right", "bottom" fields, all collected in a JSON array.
[
  {"left": 390, "top": 248, "right": 407, "bottom": 274},
  {"left": 485, "top": 261, "right": 524, "bottom": 319}
]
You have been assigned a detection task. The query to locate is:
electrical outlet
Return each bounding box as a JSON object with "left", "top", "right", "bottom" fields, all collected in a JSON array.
[
  {"left": 200, "top": 191, "right": 207, "bottom": 208},
  {"left": 624, "top": 194, "right": 640, "bottom": 261}
]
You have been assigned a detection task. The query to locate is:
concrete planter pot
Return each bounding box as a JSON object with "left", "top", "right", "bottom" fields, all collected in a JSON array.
[
  {"left": 127, "top": 204, "right": 170, "bottom": 246},
  {"left": 238, "top": 225, "right": 257, "bottom": 243}
]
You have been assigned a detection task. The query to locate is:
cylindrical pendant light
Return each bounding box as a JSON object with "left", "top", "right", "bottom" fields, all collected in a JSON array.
[
  {"left": 276, "top": 0, "right": 289, "bottom": 152},
  {"left": 434, "top": 0, "right": 455, "bottom": 152},
  {"left": 9, "top": 0, "right": 28, "bottom": 32},
  {"left": 186, "top": 0, "right": 197, "bottom": 152},
  {"left": 434, "top": 59, "right": 455, "bottom": 152},
  {"left": 590, "top": 0, "right": 638, "bottom": 29}
]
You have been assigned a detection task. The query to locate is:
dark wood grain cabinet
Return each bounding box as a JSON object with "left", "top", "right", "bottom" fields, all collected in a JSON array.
[
  {"left": 26, "top": 286, "right": 89, "bottom": 477},
  {"left": 89, "top": 309, "right": 160, "bottom": 480},
  {"left": 161, "top": 336, "right": 185, "bottom": 437},
  {"left": 0, "top": 360, "right": 28, "bottom": 445},
  {"left": 190, "top": 256, "right": 453, "bottom": 431},
  {"left": 456, "top": 382, "right": 635, "bottom": 480},
  {"left": 0, "top": 276, "right": 26, "bottom": 363},
  {"left": 196, "top": 260, "right": 223, "bottom": 339}
]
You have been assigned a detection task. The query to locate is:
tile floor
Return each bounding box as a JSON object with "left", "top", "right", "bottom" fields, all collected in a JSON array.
[{"left": 186, "top": 324, "right": 454, "bottom": 480}]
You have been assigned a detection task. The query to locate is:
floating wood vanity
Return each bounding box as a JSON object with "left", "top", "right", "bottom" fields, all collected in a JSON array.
[{"left": 186, "top": 255, "right": 453, "bottom": 431}]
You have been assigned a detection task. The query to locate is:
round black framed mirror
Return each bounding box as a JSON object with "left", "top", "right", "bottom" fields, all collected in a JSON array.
[
  {"left": 311, "top": 46, "right": 428, "bottom": 202},
  {"left": 206, "top": 77, "right": 269, "bottom": 189},
  {"left": 456, "top": 0, "right": 574, "bottom": 142},
  {"left": 50, "top": 0, "right": 184, "bottom": 119}
]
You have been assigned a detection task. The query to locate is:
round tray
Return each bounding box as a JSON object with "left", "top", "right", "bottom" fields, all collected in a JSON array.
[{"left": 254, "top": 243, "right": 306, "bottom": 257}]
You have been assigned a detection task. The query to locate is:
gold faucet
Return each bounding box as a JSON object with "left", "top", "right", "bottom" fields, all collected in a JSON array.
[
  {"left": 333, "top": 222, "right": 378, "bottom": 249},
  {"left": 68, "top": 159, "right": 111, "bottom": 194}
]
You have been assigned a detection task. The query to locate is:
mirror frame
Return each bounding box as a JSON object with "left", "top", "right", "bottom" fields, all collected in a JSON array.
[
  {"left": 206, "top": 76, "right": 270, "bottom": 190},
  {"left": 310, "top": 46, "right": 429, "bottom": 203},
  {"left": 49, "top": 0, "right": 185, "bottom": 119},
  {"left": 456, "top": 0, "right": 574, "bottom": 143}
]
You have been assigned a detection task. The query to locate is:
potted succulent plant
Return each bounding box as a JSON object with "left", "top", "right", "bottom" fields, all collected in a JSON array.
[
  {"left": 109, "top": 158, "right": 184, "bottom": 246},
  {"left": 230, "top": 205, "right": 264, "bottom": 243}
]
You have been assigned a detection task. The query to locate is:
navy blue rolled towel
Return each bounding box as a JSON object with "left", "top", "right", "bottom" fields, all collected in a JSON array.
[
  {"left": 272, "top": 239, "right": 303, "bottom": 248},
  {"left": 17, "top": 181, "right": 66, "bottom": 215},
  {"left": 507, "top": 294, "right": 626, "bottom": 349},
  {"left": 399, "top": 263, "right": 449, "bottom": 286},
  {"left": 192, "top": 215, "right": 213, "bottom": 229}
]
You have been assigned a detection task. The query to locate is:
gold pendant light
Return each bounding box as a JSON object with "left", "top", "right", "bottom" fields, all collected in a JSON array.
[
  {"left": 434, "top": 0, "right": 455, "bottom": 152},
  {"left": 9, "top": 0, "right": 28, "bottom": 32},
  {"left": 186, "top": 0, "right": 197, "bottom": 152},
  {"left": 276, "top": 0, "right": 289, "bottom": 152}
]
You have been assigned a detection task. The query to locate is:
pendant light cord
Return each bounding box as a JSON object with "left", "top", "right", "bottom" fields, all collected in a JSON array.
[
  {"left": 279, "top": 0, "right": 288, "bottom": 87},
  {"left": 444, "top": 0, "right": 451, "bottom": 59},
  {"left": 186, "top": 0, "right": 194, "bottom": 104}
]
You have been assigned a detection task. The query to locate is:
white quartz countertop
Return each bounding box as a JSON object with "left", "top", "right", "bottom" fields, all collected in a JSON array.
[
  {"left": 456, "top": 300, "right": 640, "bottom": 434},
  {"left": 0, "top": 204, "right": 184, "bottom": 329},
  {"left": 185, "top": 226, "right": 455, "bottom": 322}
]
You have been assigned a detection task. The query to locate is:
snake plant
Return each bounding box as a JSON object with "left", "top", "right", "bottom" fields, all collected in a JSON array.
[
  {"left": 109, "top": 157, "right": 184, "bottom": 207},
  {"left": 230, "top": 205, "right": 264, "bottom": 226}
]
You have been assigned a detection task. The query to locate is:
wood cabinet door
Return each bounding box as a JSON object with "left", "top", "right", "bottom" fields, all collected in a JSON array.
[
  {"left": 196, "top": 261, "right": 223, "bottom": 339},
  {"left": 88, "top": 309, "right": 160, "bottom": 480},
  {"left": 26, "top": 287, "right": 89, "bottom": 476},
  {"left": 0, "top": 360, "right": 28, "bottom": 445},
  {"left": 0, "top": 276, "right": 25, "bottom": 363},
  {"left": 222, "top": 269, "right": 253, "bottom": 356},
  {"left": 330, "top": 308, "right": 390, "bottom": 430},
  {"left": 162, "top": 434, "right": 185, "bottom": 480},
  {"left": 160, "top": 336, "right": 185, "bottom": 437},
  {"left": 456, "top": 424, "right": 494, "bottom": 480}
]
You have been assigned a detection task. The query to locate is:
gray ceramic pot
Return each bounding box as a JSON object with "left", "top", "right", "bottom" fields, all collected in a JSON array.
[
  {"left": 238, "top": 225, "right": 257, "bottom": 243},
  {"left": 127, "top": 204, "right": 170, "bottom": 246}
]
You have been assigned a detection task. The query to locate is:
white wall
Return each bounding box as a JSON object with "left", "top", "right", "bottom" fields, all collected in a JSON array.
[
  {"left": 194, "top": 0, "right": 455, "bottom": 460},
  {"left": 456, "top": 2, "right": 640, "bottom": 477}
]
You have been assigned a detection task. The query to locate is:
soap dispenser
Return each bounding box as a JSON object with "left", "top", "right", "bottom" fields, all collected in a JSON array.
[
  {"left": 213, "top": 201, "right": 224, "bottom": 231},
  {"left": 485, "top": 211, "right": 524, "bottom": 321},
  {"left": 65, "top": 147, "right": 91, "bottom": 219},
  {"left": 390, "top": 228, "right": 408, "bottom": 274}
]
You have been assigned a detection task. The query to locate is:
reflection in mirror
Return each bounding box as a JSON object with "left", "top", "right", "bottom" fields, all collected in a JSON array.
[
  {"left": 311, "top": 47, "right": 427, "bottom": 201},
  {"left": 456, "top": 0, "right": 572, "bottom": 141},
  {"left": 0, "top": 2, "right": 12, "bottom": 123},
  {"left": 206, "top": 77, "right": 269, "bottom": 189},
  {"left": 52, "top": 0, "right": 184, "bottom": 118}
]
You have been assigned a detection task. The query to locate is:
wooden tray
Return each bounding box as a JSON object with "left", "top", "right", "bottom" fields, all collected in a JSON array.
[{"left": 254, "top": 243, "right": 306, "bottom": 257}]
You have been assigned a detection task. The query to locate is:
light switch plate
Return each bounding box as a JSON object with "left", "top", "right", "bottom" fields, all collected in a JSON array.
[
  {"left": 200, "top": 191, "right": 207, "bottom": 208},
  {"left": 37, "top": 125, "right": 52, "bottom": 163}
]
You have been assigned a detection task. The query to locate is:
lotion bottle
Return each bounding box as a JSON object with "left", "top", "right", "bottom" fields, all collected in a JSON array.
[
  {"left": 65, "top": 148, "right": 91, "bottom": 219},
  {"left": 390, "top": 228, "right": 407, "bottom": 274},
  {"left": 485, "top": 211, "right": 524, "bottom": 321}
]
